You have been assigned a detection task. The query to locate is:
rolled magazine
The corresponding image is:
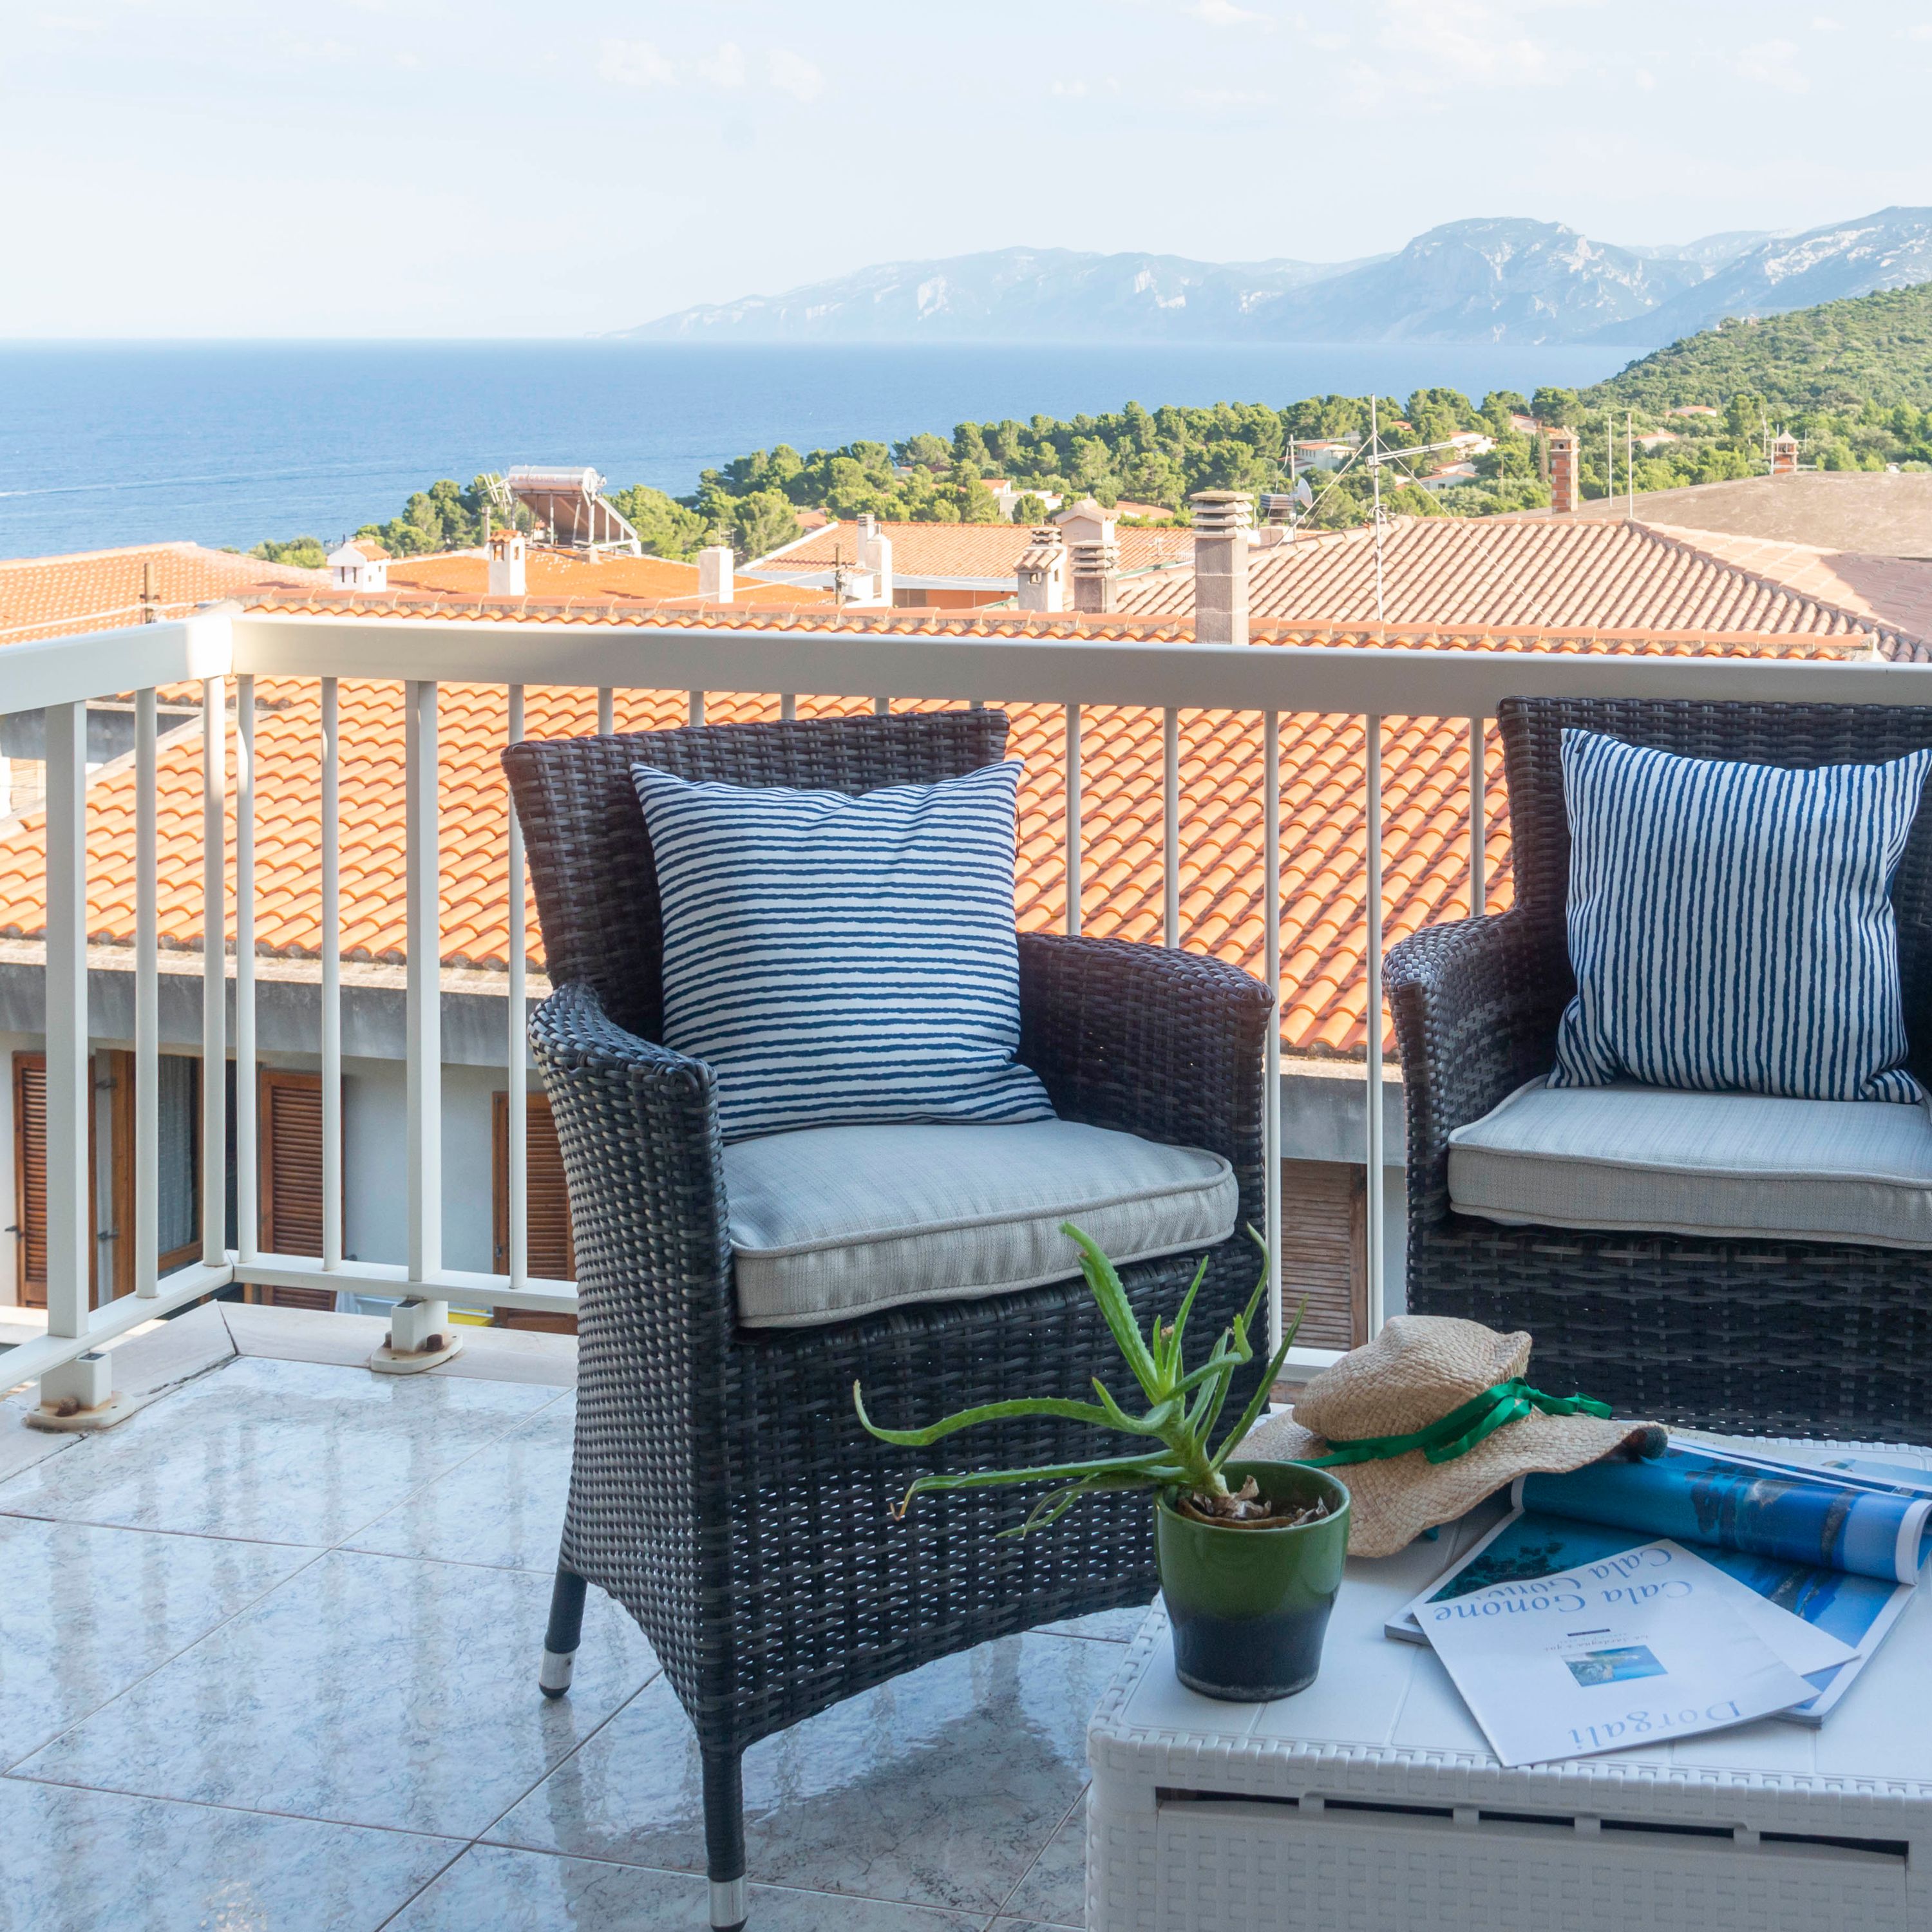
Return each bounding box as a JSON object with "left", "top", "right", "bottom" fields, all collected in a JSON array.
[{"left": 1388, "top": 1441, "right": 1932, "bottom": 1723}]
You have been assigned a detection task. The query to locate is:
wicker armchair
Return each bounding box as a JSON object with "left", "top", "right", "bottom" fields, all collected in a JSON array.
[
  {"left": 1388, "top": 696, "right": 1932, "bottom": 1446},
  {"left": 502, "top": 710, "right": 1271, "bottom": 1931}
]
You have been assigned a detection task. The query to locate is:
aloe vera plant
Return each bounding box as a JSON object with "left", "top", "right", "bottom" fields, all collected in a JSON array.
[{"left": 854, "top": 1224, "right": 1303, "bottom": 1533}]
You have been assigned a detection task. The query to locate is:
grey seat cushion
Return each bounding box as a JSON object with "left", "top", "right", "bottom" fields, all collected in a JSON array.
[
  {"left": 1448, "top": 1079, "right": 1932, "bottom": 1249},
  {"left": 723, "top": 1119, "right": 1240, "bottom": 1329}
]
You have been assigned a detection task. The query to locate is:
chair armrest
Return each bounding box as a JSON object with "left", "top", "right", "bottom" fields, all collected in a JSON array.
[
  {"left": 1016, "top": 933, "right": 1272, "bottom": 1175},
  {"left": 1385, "top": 912, "right": 1573, "bottom": 1226},
  {"left": 526, "top": 981, "right": 734, "bottom": 1352}
]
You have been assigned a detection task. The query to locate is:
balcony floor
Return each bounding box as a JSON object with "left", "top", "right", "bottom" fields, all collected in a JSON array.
[{"left": 0, "top": 1303, "right": 1126, "bottom": 1931}]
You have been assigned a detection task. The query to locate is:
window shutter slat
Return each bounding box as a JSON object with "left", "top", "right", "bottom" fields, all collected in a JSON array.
[{"left": 1279, "top": 1159, "right": 1367, "bottom": 1351}]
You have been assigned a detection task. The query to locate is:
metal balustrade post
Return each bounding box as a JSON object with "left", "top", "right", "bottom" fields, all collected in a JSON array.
[
  {"left": 321, "top": 678, "right": 343, "bottom": 1271},
  {"left": 507, "top": 684, "right": 528, "bottom": 1291},
  {"left": 1468, "top": 714, "right": 1488, "bottom": 917},
  {"left": 1364, "top": 713, "right": 1386, "bottom": 1337},
  {"left": 1064, "top": 702, "right": 1083, "bottom": 938},
  {"left": 134, "top": 689, "right": 158, "bottom": 1295},
  {"left": 1162, "top": 706, "right": 1180, "bottom": 949},
  {"left": 42, "top": 702, "right": 89, "bottom": 1345},
  {"left": 377, "top": 677, "right": 458, "bottom": 1370},
  {"left": 234, "top": 675, "right": 257, "bottom": 1264},
  {"left": 202, "top": 677, "right": 227, "bottom": 1271},
  {"left": 1264, "top": 711, "right": 1283, "bottom": 1352}
]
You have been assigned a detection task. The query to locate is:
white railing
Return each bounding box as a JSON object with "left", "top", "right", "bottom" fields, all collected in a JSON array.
[{"left": 10, "top": 603, "right": 1932, "bottom": 1400}]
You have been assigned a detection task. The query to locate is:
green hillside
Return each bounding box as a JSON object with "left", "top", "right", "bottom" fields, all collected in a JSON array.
[{"left": 1592, "top": 281, "right": 1932, "bottom": 413}]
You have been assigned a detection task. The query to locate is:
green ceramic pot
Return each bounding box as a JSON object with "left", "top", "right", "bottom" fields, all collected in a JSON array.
[{"left": 1154, "top": 1460, "right": 1351, "bottom": 1701}]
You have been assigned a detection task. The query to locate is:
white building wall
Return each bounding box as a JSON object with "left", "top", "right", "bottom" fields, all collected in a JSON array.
[{"left": 336, "top": 1056, "right": 502, "bottom": 1276}]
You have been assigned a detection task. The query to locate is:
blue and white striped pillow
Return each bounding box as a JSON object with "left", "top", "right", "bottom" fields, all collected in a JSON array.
[
  {"left": 631, "top": 757, "right": 1055, "bottom": 1141},
  {"left": 1551, "top": 728, "right": 1932, "bottom": 1103}
]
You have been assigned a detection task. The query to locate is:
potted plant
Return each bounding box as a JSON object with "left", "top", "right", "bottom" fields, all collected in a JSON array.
[{"left": 855, "top": 1226, "right": 1351, "bottom": 1701}]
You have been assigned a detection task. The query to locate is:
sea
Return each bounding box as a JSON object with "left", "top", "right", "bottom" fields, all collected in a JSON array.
[{"left": 0, "top": 339, "right": 1642, "bottom": 562}]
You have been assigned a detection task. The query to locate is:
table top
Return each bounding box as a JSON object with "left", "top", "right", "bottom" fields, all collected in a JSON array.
[{"left": 1089, "top": 1436, "right": 1932, "bottom": 1812}]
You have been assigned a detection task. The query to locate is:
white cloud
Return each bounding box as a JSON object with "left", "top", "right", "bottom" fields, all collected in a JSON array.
[
  {"left": 1365, "top": 0, "right": 1582, "bottom": 95},
  {"left": 598, "top": 37, "right": 674, "bottom": 88},
  {"left": 1736, "top": 37, "right": 1808, "bottom": 91},
  {"left": 766, "top": 48, "right": 823, "bottom": 101},
  {"left": 1051, "top": 77, "right": 1089, "bottom": 96},
  {"left": 1910, "top": 20, "right": 1932, "bottom": 35},
  {"left": 1311, "top": 30, "right": 1348, "bottom": 49},
  {"left": 699, "top": 41, "right": 746, "bottom": 88},
  {"left": 1811, "top": 15, "right": 1842, "bottom": 27},
  {"left": 1186, "top": 85, "right": 1276, "bottom": 106},
  {"left": 1193, "top": 0, "right": 1262, "bottom": 23}
]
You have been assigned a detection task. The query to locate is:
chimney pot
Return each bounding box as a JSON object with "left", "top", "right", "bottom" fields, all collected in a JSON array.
[
  {"left": 1070, "top": 538, "right": 1119, "bottom": 614},
  {"left": 486, "top": 526, "right": 526, "bottom": 597},
  {"left": 859, "top": 525, "right": 894, "bottom": 605},
  {"left": 1545, "top": 428, "right": 1579, "bottom": 515},
  {"left": 1189, "top": 489, "right": 1253, "bottom": 645},
  {"left": 1016, "top": 526, "right": 1066, "bottom": 613},
  {"left": 697, "top": 544, "right": 734, "bottom": 603}
]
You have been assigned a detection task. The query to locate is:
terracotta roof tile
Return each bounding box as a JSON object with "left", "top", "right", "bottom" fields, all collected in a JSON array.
[
  {"left": 744, "top": 519, "right": 1192, "bottom": 583},
  {"left": 384, "top": 549, "right": 835, "bottom": 609},
  {"left": 0, "top": 542, "right": 328, "bottom": 645},
  {"left": 1110, "top": 516, "right": 1921, "bottom": 652}
]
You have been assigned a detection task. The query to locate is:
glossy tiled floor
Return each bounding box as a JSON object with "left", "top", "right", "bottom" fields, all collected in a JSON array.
[{"left": 0, "top": 1310, "right": 1135, "bottom": 1930}]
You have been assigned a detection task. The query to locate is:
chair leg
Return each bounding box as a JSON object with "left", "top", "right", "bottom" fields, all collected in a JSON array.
[
  {"left": 703, "top": 1748, "right": 748, "bottom": 1930},
  {"left": 538, "top": 1566, "right": 587, "bottom": 1698}
]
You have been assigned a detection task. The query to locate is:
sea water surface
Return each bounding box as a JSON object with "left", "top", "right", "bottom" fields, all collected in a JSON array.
[{"left": 0, "top": 339, "right": 1641, "bottom": 560}]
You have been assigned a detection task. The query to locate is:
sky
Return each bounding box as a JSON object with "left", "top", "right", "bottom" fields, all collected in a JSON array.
[{"left": 6, "top": 0, "right": 1932, "bottom": 337}]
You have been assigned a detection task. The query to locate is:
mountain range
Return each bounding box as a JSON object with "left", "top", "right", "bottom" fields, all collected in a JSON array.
[{"left": 623, "top": 208, "right": 1932, "bottom": 348}]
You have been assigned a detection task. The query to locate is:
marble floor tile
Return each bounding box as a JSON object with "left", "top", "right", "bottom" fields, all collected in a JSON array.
[
  {"left": 492, "top": 1631, "right": 1114, "bottom": 1918},
  {"left": 388, "top": 1843, "right": 987, "bottom": 1931},
  {"left": 0, "top": 1354, "right": 562, "bottom": 1547},
  {"left": 346, "top": 1394, "right": 575, "bottom": 1571},
  {"left": 995, "top": 1797, "right": 1084, "bottom": 1927},
  {"left": 15, "top": 1548, "right": 658, "bottom": 1839},
  {"left": 990, "top": 1920, "right": 1083, "bottom": 1931},
  {"left": 1034, "top": 1604, "right": 1152, "bottom": 1643},
  {"left": 0, "top": 1515, "right": 312, "bottom": 1767},
  {"left": 0, "top": 1777, "right": 460, "bottom": 1932}
]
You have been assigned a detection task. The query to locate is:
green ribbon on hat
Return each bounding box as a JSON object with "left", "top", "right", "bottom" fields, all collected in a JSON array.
[{"left": 1297, "top": 1376, "right": 1613, "bottom": 1470}]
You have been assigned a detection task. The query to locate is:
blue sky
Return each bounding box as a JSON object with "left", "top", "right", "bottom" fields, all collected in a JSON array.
[{"left": 6, "top": 0, "right": 1932, "bottom": 337}]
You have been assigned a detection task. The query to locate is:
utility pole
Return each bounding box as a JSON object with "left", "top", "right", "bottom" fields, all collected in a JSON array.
[{"left": 1626, "top": 412, "right": 1634, "bottom": 516}]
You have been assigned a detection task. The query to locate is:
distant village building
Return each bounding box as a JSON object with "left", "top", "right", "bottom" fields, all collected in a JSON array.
[{"left": 328, "top": 538, "right": 388, "bottom": 592}]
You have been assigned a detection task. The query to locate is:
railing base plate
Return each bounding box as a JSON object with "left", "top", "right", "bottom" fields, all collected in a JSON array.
[
  {"left": 23, "top": 1390, "right": 149, "bottom": 1434},
  {"left": 367, "top": 1332, "right": 465, "bottom": 1376}
]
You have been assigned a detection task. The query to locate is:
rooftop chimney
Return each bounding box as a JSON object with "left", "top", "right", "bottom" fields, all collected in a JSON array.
[
  {"left": 1016, "top": 527, "right": 1066, "bottom": 612},
  {"left": 1055, "top": 496, "right": 1116, "bottom": 550},
  {"left": 859, "top": 523, "right": 893, "bottom": 605},
  {"left": 1545, "top": 428, "right": 1579, "bottom": 516},
  {"left": 1189, "top": 490, "right": 1253, "bottom": 645},
  {"left": 486, "top": 526, "right": 525, "bottom": 597},
  {"left": 1770, "top": 431, "right": 1800, "bottom": 477},
  {"left": 330, "top": 537, "right": 392, "bottom": 593},
  {"left": 697, "top": 544, "right": 734, "bottom": 603},
  {"left": 1254, "top": 491, "right": 1297, "bottom": 551},
  {"left": 1071, "top": 539, "right": 1119, "bottom": 614}
]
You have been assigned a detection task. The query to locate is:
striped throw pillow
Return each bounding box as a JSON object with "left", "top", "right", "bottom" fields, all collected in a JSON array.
[
  {"left": 631, "top": 758, "right": 1055, "bottom": 1141},
  {"left": 1551, "top": 729, "right": 1932, "bottom": 1103}
]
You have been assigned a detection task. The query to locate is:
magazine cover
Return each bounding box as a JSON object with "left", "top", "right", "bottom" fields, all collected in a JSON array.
[{"left": 1387, "top": 1504, "right": 1914, "bottom": 1723}]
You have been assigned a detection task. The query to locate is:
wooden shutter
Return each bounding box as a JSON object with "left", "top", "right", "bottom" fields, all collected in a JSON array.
[
  {"left": 13, "top": 1052, "right": 46, "bottom": 1308},
  {"left": 1278, "top": 1159, "right": 1367, "bottom": 1352},
  {"left": 12, "top": 1051, "right": 101, "bottom": 1310},
  {"left": 492, "top": 1090, "right": 578, "bottom": 1333},
  {"left": 255, "top": 1068, "right": 334, "bottom": 1311}
]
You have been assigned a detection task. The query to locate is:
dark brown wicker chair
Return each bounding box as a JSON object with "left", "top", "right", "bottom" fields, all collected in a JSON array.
[
  {"left": 502, "top": 710, "right": 1271, "bottom": 1930},
  {"left": 1388, "top": 695, "right": 1932, "bottom": 1448}
]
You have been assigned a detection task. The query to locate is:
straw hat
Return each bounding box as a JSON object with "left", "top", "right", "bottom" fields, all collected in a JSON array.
[{"left": 1239, "top": 1316, "right": 1660, "bottom": 1559}]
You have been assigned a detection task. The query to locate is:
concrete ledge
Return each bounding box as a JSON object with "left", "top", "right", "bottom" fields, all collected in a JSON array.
[
  {"left": 1280, "top": 1058, "right": 1405, "bottom": 1167},
  {"left": 220, "top": 1302, "right": 576, "bottom": 1388}
]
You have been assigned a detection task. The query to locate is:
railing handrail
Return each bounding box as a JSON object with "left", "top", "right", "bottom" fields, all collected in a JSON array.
[{"left": 225, "top": 611, "right": 1932, "bottom": 715}]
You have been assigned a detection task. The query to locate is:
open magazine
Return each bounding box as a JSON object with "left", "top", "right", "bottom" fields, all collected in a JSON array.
[{"left": 1387, "top": 1441, "right": 1932, "bottom": 1723}]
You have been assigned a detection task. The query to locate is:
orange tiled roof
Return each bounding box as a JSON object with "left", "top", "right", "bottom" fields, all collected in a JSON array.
[
  {"left": 0, "top": 569, "right": 1872, "bottom": 1061},
  {"left": 0, "top": 542, "right": 328, "bottom": 645},
  {"left": 383, "top": 548, "right": 835, "bottom": 609},
  {"left": 744, "top": 520, "right": 1193, "bottom": 583},
  {"left": 1110, "top": 516, "right": 1923, "bottom": 654}
]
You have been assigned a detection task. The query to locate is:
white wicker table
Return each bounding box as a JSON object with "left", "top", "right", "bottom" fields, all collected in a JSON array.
[{"left": 1087, "top": 1442, "right": 1932, "bottom": 1932}]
